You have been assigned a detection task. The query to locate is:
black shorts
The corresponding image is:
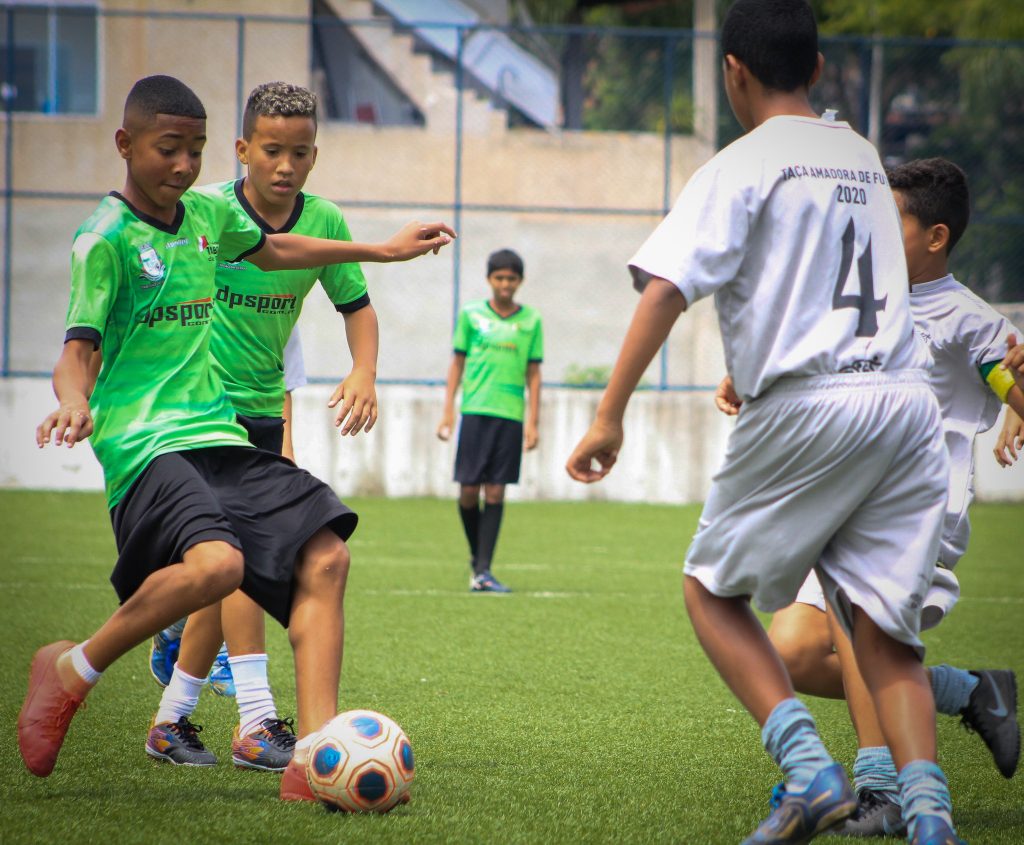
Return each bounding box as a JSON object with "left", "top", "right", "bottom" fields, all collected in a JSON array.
[
  {"left": 109, "top": 446, "right": 357, "bottom": 627},
  {"left": 237, "top": 413, "right": 285, "bottom": 454},
  {"left": 454, "top": 414, "right": 523, "bottom": 485}
]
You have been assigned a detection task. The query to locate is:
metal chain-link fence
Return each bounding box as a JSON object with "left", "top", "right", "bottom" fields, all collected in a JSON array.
[{"left": 2, "top": 7, "right": 1021, "bottom": 389}]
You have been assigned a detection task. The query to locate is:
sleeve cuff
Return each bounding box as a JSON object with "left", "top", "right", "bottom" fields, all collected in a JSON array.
[
  {"left": 229, "top": 232, "right": 267, "bottom": 264},
  {"left": 335, "top": 292, "right": 371, "bottom": 314},
  {"left": 65, "top": 326, "right": 101, "bottom": 349}
]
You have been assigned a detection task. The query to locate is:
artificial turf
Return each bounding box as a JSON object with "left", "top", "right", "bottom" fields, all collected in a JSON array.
[{"left": 2, "top": 491, "right": 1021, "bottom": 844}]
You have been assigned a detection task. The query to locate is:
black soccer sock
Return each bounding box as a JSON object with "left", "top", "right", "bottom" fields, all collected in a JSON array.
[
  {"left": 475, "top": 502, "right": 504, "bottom": 575},
  {"left": 458, "top": 503, "right": 481, "bottom": 567}
]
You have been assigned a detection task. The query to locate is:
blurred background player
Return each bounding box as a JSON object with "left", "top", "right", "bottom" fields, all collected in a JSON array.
[
  {"left": 755, "top": 157, "right": 1022, "bottom": 836},
  {"left": 19, "top": 74, "right": 454, "bottom": 785},
  {"left": 437, "top": 249, "right": 543, "bottom": 594},
  {"left": 567, "top": 2, "right": 965, "bottom": 843},
  {"left": 146, "top": 82, "right": 381, "bottom": 792}
]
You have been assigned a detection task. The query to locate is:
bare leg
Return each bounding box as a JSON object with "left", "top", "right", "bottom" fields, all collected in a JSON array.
[
  {"left": 768, "top": 603, "right": 845, "bottom": 699},
  {"left": 176, "top": 602, "right": 225, "bottom": 680},
  {"left": 482, "top": 483, "right": 505, "bottom": 505},
  {"left": 76, "top": 541, "right": 242, "bottom": 675},
  {"left": 849, "top": 606, "right": 936, "bottom": 768},
  {"left": 827, "top": 608, "right": 887, "bottom": 748},
  {"left": 289, "top": 528, "right": 350, "bottom": 738},
  {"left": 222, "top": 589, "right": 267, "bottom": 656},
  {"left": 459, "top": 484, "right": 480, "bottom": 509},
  {"left": 684, "top": 575, "right": 793, "bottom": 726}
]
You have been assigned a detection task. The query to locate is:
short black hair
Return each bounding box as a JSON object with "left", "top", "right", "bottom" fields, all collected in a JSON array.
[
  {"left": 887, "top": 158, "right": 970, "bottom": 255},
  {"left": 242, "top": 81, "right": 318, "bottom": 140},
  {"left": 124, "top": 75, "right": 206, "bottom": 122},
  {"left": 487, "top": 249, "right": 524, "bottom": 277},
  {"left": 721, "top": 0, "right": 819, "bottom": 92}
]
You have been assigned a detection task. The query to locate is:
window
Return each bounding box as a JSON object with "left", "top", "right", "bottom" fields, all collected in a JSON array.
[{"left": 0, "top": 2, "right": 98, "bottom": 114}]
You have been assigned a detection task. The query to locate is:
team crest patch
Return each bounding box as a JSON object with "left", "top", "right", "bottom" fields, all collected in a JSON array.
[
  {"left": 137, "top": 242, "right": 166, "bottom": 282},
  {"left": 197, "top": 234, "right": 219, "bottom": 260}
]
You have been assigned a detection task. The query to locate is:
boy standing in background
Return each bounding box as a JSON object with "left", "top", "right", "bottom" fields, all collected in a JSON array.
[{"left": 438, "top": 249, "right": 543, "bottom": 594}]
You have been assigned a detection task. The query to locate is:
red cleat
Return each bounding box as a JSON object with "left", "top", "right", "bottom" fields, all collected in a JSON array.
[
  {"left": 280, "top": 757, "right": 316, "bottom": 802},
  {"left": 17, "top": 641, "right": 84, "bottom": 777}
]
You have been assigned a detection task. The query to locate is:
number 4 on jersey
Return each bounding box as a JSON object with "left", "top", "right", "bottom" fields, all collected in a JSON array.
[{"left": 832, "top": 219, "right": 887, "bottom": 337}]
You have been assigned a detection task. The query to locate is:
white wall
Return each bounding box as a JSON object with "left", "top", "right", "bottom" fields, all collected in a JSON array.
[{"left": 4, "top": 375, "right": 1021, "bottom": 505}]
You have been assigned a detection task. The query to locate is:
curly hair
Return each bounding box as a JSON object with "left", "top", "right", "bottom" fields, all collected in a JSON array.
[{"left": 242, "top": 81, "right": 318, "bottom": 139}]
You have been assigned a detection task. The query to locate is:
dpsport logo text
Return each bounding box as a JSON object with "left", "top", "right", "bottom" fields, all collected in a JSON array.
[{"left": 215, "top": 283, "right": 297, "bottom": 315}]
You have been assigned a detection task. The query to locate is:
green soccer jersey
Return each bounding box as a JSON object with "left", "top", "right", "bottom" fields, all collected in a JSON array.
[
  {"left": 207, "top": 180, "right": 369, "bottom": 417},
  {"left": 453, "top": 300, "right": 543, "bottom": 421},
  {"left": 65, "top": 188, "right": 266, "bottom": 508}
]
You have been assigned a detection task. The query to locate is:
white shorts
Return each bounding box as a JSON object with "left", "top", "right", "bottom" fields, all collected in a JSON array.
[
  {"left": 684, "top": 371, "right": 949, "bottom": 654},
  {"left": 793, "top": 566, "right": 961, "bottom": 632}
]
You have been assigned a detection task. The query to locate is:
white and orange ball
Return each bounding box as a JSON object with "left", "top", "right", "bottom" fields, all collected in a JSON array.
[{"left": 306, "top": 710, "right": 414, "bottom": 813}]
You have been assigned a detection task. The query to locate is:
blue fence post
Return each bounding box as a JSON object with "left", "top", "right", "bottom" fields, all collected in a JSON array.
[
  {"left": 658, "top": 31, "right": 676, "bottom": 391},
  {"left": 452, "top": 24, "right": 465, "bottom": 333},
  {"left": 235, "top": 16, "right": 246, "bottom": 180},
  {"left": 2, "top": 7, "right": 14, "bottom": 377}
]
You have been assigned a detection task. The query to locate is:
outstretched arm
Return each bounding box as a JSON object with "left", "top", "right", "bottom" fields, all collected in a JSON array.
[
  {"left": 566, "top": 278, "right": 687, "bottom": 482},
  {"left": 249, "top": 221, "right": 456, "bottom": 271},
  {"left": 437, "top": 354, "right": 466, "bottom": 441},
  {"left": 37, "top": 338, "right": 98, "bottom": 448},
  {"left": 328, "top": 305, "right": 380, "bottom": 436}
]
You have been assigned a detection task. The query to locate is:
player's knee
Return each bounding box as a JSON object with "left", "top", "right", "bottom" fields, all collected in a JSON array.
[
  {"left": 772, "top": 629, "right": 825, "bottom": 685},
  {"left": 483, "top": 484, "right": 505, "bottom": 505},
  {"left": 459, "top": 485, "right": 480, "bottom": 507},
  {"left": 187, "top": 540, "right": 244, "bottom": 599},
  {"left": 297, "top": 535, "right": 350, "bottom": 597}
]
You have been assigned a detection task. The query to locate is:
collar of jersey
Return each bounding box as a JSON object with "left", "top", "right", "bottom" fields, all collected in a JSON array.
[
  {"left": 910, "top": 273, "right": 956, "bottom": 296},
  {"left": 109, "top": 191, "right": 185, "bottom": 235},
  {"left": 486, "top": 301, "right": 523, "bottom": 320},
  {"left": 234, "top": 178, "right": 305, "bottom": 234}
]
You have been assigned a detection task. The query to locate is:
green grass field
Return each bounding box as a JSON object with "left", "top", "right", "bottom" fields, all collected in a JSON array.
[{"left": 2, "top": 491, "right": 1022, "bottom": 844}]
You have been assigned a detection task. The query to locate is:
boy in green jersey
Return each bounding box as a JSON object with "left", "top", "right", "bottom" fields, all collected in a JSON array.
[
  {"left": 147, "top": 82, "right": 382, "bottom": 785},
  {"left": 437, "top": 249, "right": 543, "bottom": 593},
  {"left": 19, "top": 75, "right": 454, "bottom": 785}
]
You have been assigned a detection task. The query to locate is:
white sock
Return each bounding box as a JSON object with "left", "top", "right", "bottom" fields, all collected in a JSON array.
[
  {"left": 154, "top": 666, "right": 206, "bottom": 726},
  {"left": 69, "top": 641, "right": 102, "bottom": 686},
  {"left": 230, "top": 653, "right": 277, "bottom": 737}
]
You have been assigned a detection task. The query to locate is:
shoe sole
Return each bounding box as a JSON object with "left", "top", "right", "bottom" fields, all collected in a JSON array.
[
  {"left": 145, "top": 745, "right": 217, "bottom": 767},
  {"left": 18, "top": 640, "right": 79, "bottom": 777},
  {"left": 233, "top": 754, "right": 289, "bottom": 773}
]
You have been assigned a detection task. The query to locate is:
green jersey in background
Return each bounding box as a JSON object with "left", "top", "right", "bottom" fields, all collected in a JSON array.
[{"left": 453, "top": 300, "right": 543, "bottom": 422}]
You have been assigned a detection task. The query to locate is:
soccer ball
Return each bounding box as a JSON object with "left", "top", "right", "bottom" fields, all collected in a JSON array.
[{"left": 306, "top": 710, "right": 415, "bottom": 813}]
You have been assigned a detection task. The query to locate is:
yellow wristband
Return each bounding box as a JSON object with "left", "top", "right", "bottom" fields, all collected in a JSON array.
[{"left": 984, "top": 363, "right": 1015, "bottom": 403}]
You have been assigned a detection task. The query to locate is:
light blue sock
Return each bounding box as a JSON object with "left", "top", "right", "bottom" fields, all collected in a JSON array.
[
  {"left": 852, "top": 746, "right": 899, "bottom": 802},
  {"left": 897, "top": 760, "right": 954, "bottom": 838},
  {"left": 762, "top": 698, "right": 833, "bottom": 793},
  {"left": 930, "top": 664, "right": 979, "bottom": 715}
]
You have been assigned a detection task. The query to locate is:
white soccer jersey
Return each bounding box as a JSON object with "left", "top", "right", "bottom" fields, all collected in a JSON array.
[
  {"left": 911, "top": 274, "right": 1020, "bottom": 566},
  {"left": 629, "top": 114, "right": 929, "bottom": 400},
  {"left": 283, "top": 326, "right": 308, "bottom": 393}
]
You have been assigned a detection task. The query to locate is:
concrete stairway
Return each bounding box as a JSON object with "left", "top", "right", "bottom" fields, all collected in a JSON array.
[{"left": 324, "top": 0, "right": 507, "bottom": 134}]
